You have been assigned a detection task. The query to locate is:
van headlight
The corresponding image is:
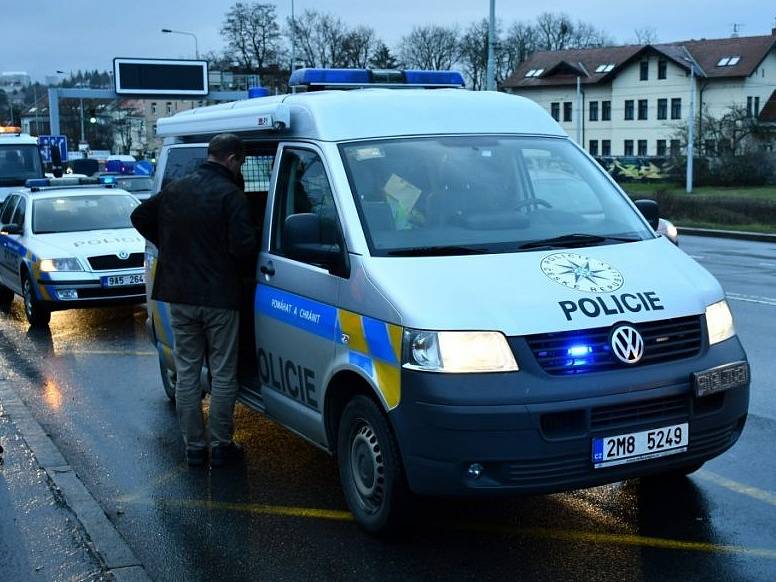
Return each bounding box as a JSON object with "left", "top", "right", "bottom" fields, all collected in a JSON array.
[
  {"left": 705, "top": 300, "right": 735, "bottom": 345},
  {"left": 402, "top": 330, "right": 519, "bottom": 373},
  {"left": 39, "top": 258, "right": 83, "bottom": 272}
]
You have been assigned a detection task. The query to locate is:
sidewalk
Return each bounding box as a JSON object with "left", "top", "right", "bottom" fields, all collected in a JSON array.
[{"left": 0, "top": 402, "right": 106, "bottom": 581}]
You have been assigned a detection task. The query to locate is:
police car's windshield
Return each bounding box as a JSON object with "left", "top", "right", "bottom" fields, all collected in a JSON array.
[
  {"left": 33, "top": 194, "right": 139, "bottom": 234},
  {"left": 340, "top": 136, "right": 654, "bottom": 256},
  {"left": 0, "top": 145, "right": 44, "bottom": 185}
]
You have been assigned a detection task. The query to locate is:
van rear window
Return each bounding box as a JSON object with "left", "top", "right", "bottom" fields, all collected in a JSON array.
[{"left": 161, "top": 147, "right": 207, "bottom": 189}]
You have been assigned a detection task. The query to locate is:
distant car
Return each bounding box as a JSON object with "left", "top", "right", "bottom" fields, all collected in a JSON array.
[
  {"left": 658, "top": 218, "right": 679, "bottom": 245},
  {"left": 100, "top": 175, "right": 154, "bottom": 200},
  {"left": 0, "top": 177, "right": 145, "bottom": 326}
]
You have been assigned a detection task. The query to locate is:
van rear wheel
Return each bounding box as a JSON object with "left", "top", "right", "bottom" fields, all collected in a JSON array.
[{"left": 337, "top": 395, "right": 410, "bottom": 535}]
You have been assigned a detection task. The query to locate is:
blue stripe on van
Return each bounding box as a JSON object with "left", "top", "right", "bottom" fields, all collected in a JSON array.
[
  {"left": 349, "top": 351, "right": 374, "bottom": 377},
  {"left": 362, "top": 316, "right": 398, "bottom": 365},
  {"left": 256, "top": 286, "right": 338, "bottom": 340}
]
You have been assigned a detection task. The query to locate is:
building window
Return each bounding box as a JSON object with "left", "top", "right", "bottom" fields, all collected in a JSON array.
[
  {"left": 589, "top": 140, "right": 599, "bottom": 156},
  {"left": 151, "top": 102, "right": 157, "bottom": 115},
  {"left": 755, "top": 96, "right": 761, "bottom": 116},
  {"left": 640, "top": 60, "right": 649, "bottom": 81},
  {"left": 670, "top": 139, "right": 681, "bottom": 156},
  {"left": 657, "top": 140, "right": 667, "bottom": 156},
  {"left": 166, "top": 102, "right": 173, "bottom": 115},
  {"left": 638, "top": 140, "right": 648, "bottom": 156},
  {"left": 589, "top": 101, "right": 599, "bottom": 121},
  {"left": 624, "top": 100, "right": 634, "bottom": 120},
  {"left": 657, "top": 98, "right": 668, "bottom": 120},
  {"left": 563, "top": 101, "right": 573, "bottom": 122},
  {"left": 602, "top": 100, "right": 611, "bottom": 121},
  {"left": 602, "top": 140, "right": 611, "bottom": 156},
  {"left": 638, "top": 99, "right": 648, "bottom": 120},
  {"left": 624, "top": 140, "right": 634, "bottom": 156},
  {"left": 658, "top": 59, "right": 667, "bottom": 79},
  {"left": 671, "top": 98, "right": 682, "bottom": 120},
  {"left": 550, "top": 102, "right": 560, "bottom": 121}
]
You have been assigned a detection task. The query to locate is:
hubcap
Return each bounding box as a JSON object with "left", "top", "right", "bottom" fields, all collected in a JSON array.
[
  {"left": 349, "top": 421, "right": 385, "bottom": 513},
  {"left": 23, "top": 279, "right": 33, "bottom": 317}
]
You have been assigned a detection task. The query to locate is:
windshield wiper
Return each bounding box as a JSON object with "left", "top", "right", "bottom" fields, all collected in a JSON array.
[
  {"left": 386, "top": 245, "right": 488, "bottom": 257},
  {"left": 517, "top": 233, "right": 641, "bottom": 251}
]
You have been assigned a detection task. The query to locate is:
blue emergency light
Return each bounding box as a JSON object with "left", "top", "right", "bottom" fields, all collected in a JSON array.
[
  {"left": 99, "top": 175, "right": 116, "bottom": 184},
  {"left": 26, "top": 178, "right": 51, "bottom": 189},
  {"left": 289, "top": 68, "right": 465, "bottom": 89}
]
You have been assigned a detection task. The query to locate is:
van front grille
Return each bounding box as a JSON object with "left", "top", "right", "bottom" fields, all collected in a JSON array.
[{"left": 525, "top": 316, "right": 703, "bottom": 375}]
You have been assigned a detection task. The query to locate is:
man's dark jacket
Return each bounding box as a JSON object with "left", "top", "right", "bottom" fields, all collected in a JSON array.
[{"left": 131, "top": 161, "right": 257, "bottom": 310}]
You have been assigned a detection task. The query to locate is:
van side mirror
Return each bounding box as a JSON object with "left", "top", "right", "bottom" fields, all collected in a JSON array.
[
  {"left": 283, "top": 213, "right": 347, "bottom": 274},
  {"left": 634, "top": 199, "right": 660, "bottom": 230},
  {"left": 0, "top": 224, "right": 22, "bottom": 235}
]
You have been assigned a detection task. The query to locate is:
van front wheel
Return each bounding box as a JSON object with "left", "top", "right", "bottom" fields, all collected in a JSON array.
[{"left": 337, "top": 395, "right": 410, "bottom": 535}]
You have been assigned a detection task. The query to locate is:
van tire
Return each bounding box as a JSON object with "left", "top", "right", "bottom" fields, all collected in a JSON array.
[
  {"left": 0, "top": 285, "right": 13, "bottom": 310},
  {"left": 159, "top": 359, "right": 177, "bottom": 402},
  {"left": 22, "top": 273, "right": 51, "bottom": 327},
  {"left": 337, "top": 395, "right": 410, "bottom": 535}
]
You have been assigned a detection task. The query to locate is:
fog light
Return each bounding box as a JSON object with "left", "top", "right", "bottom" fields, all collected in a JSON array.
[
  {"left": 466, "top": 463, "right": 484, "bottom": 479},
  {"left": 56, "top": 289, "right": 78, "bottom": 300}
]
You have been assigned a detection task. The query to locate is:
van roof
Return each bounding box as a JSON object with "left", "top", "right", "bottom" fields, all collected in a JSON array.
[{"left": 156, "top": 89, "right": 566, "bottom": 142}]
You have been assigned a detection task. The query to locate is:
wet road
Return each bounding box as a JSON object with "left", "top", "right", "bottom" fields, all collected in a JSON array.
[{"left": 0, "top": 235, "right": 774, "bottom": 581}]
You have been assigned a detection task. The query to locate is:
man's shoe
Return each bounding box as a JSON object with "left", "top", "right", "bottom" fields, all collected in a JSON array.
[
  {"left": 186, "top": 448, "right": 207, "bottom": 467},
  {"left": 210, "top": 442, "right": 245, "bottom": 468}
]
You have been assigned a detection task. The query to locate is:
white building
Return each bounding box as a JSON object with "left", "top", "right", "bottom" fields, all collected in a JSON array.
[{"left": 503, "top": 29, "right": 776, "bottom": 156}]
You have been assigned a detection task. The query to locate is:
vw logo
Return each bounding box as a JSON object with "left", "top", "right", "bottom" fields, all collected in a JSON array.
[
  {"left": 610, "top": 325, "right": 644, "bottom": 365},
  {"left": 540, "top": 252, "right": 624, "bottom": 293},
  {"left": 117, "top": 251, "right": 130, "bottom": 260}
]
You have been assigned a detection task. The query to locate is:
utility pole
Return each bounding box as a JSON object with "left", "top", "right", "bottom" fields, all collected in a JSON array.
[
  {"left": 576, "top": 76, "right": 582, "bottom": 145},
  {"left": 80, "top": 98, "right": 86, "bottom": 144},
  {"left": 486, "top": 0, "right": 496, "bottom": 91},
  {"left": 686, "top": 63, "right": 696, "bottom": 193}
]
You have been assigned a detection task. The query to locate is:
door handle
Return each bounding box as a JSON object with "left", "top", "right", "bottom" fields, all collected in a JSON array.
[{"left": 260, "top": 262, "right": 275, "bottom": 277}]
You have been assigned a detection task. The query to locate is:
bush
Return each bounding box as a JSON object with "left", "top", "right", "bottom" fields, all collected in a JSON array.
[
  {"left": 630, "top": 189, "right": 776, "bottom": 227},
  {"left": 670, "top": 152, "right": 776, "bottom": 187}
]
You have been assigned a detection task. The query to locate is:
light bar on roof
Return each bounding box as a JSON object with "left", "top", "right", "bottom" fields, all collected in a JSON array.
[{"left": 289, "top": 68, "right": 465, "bottom": 89}]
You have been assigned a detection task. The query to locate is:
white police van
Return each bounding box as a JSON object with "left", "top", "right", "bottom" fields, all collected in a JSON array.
[
  {"left": 0, "top": 128, "right": 45, "bottom": 203},
  {"left": 0, "top": 177, "right": 145, "bottom": 326},
  {"left": 147, "top": 68, "right": 749, "bottom": 533}
]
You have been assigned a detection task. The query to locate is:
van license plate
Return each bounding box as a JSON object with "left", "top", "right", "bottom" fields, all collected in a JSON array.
[
  {"left": 592, "top": 423, "right": 688, "bottom": 469},
  {"left": 101, "top": 273, "right": 145, "bottom": 288}
]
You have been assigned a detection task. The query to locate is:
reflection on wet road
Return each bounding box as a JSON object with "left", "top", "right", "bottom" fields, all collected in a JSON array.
[{"left": 0, "top": 235, "right": 774, "bottom": 581}]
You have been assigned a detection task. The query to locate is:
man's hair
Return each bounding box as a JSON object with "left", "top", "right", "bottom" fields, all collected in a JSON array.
[{"left": 207, "top": 133, "right": 244, "bottom": 161}]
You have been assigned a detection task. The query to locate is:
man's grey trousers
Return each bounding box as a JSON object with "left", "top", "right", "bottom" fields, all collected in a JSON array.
[{"left": 169, "top": 304, "right": 240, "bottom": 451}]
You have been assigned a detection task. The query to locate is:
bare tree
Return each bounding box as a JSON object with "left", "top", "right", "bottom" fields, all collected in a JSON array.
[
  {"left": 570, "top": 21, "right": 612, "bottom": 48},
  {"left": 458, "top": 19, "right": 491, "bottom": 90},
  {"left": 221, "top": 2, "right": 282, "bottom": 69},
  {"left": 287, "top": 10, "right": 353, "bottom": 68},
  {"left": 398, "top": 25, "right": 460, "bottom": 70},
  {"left": 342, "top": 26, "right": 378, "bottom": 68},
  {"left": 500, "top": 21, "right": 538, "bottom": 81},
  {"left": 633, "top": 27, "right": 658, "bottom": 45},
  {"left": 533, "top": 12, "right": 611, "bottom": 51}
]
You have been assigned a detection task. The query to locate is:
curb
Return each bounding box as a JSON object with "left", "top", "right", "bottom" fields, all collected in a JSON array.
[
  {"left": 678, "top": 227, "right": 776, "bottom": 243},
  {"left": 0, "top": 381, "right": 152, "bottom": 582}
]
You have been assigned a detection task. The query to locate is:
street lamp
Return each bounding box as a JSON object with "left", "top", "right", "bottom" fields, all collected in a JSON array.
[{"left": 161, "top": 28, "right": 199, "bottom": 59}]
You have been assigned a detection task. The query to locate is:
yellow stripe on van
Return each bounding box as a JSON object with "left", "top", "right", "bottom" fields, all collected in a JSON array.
[
  {"left": 374, "top": 360, "right": 401, "bottom": 409},
  {"left": 337, "top": 310, "right": 369, "bottom": 353},
  {"left": 387, "top": 323, "right": 403, "bottom": 363}
]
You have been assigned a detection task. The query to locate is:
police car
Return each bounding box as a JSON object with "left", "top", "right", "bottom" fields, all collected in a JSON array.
[
  {"left": 0, "top": 177, "right": 145, "bottom": 326},
  {"left": 146, "top": 68, "right": 749, "bottom": 533}
]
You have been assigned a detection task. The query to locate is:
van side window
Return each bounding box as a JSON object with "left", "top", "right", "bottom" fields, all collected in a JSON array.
[
  {"left": 161, "top": 147, "right": 208, "bottom": 189},
  {"left": 271, "top": 148, "right": 341, "bottom": 259}
]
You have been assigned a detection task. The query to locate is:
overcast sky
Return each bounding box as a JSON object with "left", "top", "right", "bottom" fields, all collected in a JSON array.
[{"left": 3, "top": 0, "right": 773, "bottom": 80}]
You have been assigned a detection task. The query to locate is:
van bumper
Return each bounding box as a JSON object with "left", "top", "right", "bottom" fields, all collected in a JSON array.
[{"left": 390, "top": 337, "right": 749, "bottom": 496}]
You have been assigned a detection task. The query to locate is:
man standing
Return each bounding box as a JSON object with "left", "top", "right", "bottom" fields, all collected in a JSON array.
[{"left": 131, "top": 134, "right": 257, "bottom": 468}]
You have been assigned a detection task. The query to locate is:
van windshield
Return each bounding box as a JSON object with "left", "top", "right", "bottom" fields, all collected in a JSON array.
[
  {"left": 0, "top": 144, "right": 44, "bottom": 186},
  {"left": 339, "top": 136, "right": 654, "bottom": 256}
]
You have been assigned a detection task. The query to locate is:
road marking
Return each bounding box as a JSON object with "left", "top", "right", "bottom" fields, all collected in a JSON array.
[
  {"left": 726, "top": 292, "right": 776, "bottom": 307},
  {"left": 120, "top": 496, "right": 776, "bottom": 559},
  {"left": 697, "top": 470, "right": 776, "bottom": 508}
]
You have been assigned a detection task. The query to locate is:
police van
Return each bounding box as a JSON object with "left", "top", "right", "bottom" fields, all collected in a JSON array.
[
  {"left": 147, "top": 68, "right": 750, "bottom": 533},
  {"left": 0, "top": 128, "right": 45, "bottom": 203},
  {"left": 0, "top": 177, "right": 145, "bottom": 326}
]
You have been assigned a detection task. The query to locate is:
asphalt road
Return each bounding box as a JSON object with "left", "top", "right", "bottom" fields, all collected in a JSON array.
[{"left": 0, "top": 234, "right": 774, "bottom": 582}]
